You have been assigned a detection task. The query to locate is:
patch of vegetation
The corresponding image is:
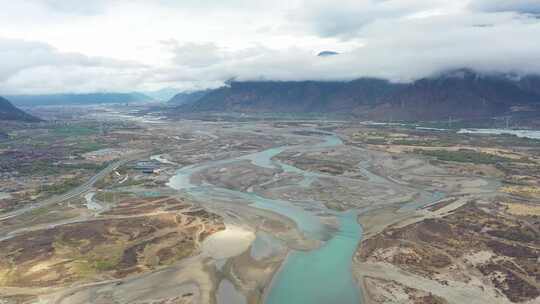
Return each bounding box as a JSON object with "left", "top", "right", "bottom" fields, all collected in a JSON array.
[
  {"left": 0, "top": 268, "right": 18, "bottom": 286},
  {"left": 71, "top": 141, "right": 105, "bottom": 154},
  {"left": 416, "top": 120, "right": 493, "bottom": 130},
  {"left": 26, "top": 206, "right": 51, "bottom": 218},
  {"left": 414, "top": 149, "right": 517, "bottom": 164},
  {"left": 72, "top": 260, "right": 97, "bottom": 278},
  {"left": 41, "top": 177, "right": 83, "bottom": 195},
  {"left": 364, "top": 138, "right": 388, "bottom": 145},
  {"left": 93, "top": 259, "right": 117, "bottom": 271},
  {"left": 18, "top": 160, "right": 62, "bottom": 175},
  {"left": 392, "top": 137, "right": 484, "bottom": 147},
  {"left": 94, "top": 174, "right": 112, "bottom": 189},
  {"left": 166, "top": 246, "right": 194, "bottom": 265},
  {"left": 61, "top": 162, "right": 107, "bottom": 171},
  {"left": 51, "top": 126, "right": 98, "bottom": 137},
  {"left": 95, "top": 191, "right": 132, "bottom": 203},
  {"left": 501, "top": 186, "right": 540, "bottom": 199},
  {"left": 392, "top": 139, "right": 432, "bottom": 146},
  {"left": 53, "top": 239, "right": 124, "bottom": 277},
  {"left": 489, "top": 135, "right": 540, "bottom": 148},
  {"left": 114, "top": 178, "right": 147, "bottom": 188}
]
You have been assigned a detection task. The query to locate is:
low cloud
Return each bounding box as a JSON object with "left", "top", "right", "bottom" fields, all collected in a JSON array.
[
  {"left": 168, "top": 42, "right": 223, "bottom": 68},
  {"left": 470, "top": 0, "right": 540, "bottom": 15},
  {"left": 1, "top": 1, "right": 540, "bottom": 94},
  {"left": 160, "top": 12, "right": 540, "bottom": 85},
  {"left": 33, "top": 0, "right": 108, "bottom": 15},
  {"left": 0, "top": 38, "right": 147, "bottom": 94},
  {"left": 293, "top": 0, "right": 463, "bottom": 39}
]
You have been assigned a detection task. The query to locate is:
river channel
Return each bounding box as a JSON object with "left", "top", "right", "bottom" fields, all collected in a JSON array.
[{"left": 167, "top": 130, "right": 442, "bottom": 304}]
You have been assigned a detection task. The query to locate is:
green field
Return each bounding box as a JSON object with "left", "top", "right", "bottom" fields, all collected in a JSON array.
[
  {"left": 51, "top": 126, "right": 98, "bottom": 137},
  {"left": 414, "top": 149, "right": 522, "bottom": 164}
]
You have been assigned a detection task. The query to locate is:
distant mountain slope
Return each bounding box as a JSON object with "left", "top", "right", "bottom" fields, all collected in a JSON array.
[
  {"left": 188, "top": 79, "right": 400, "bottom": 113},
  {"left": 374, "top": 70, "right": 540, "bottom": 120},
  {"left": 517, "top": 75, "right": 540, "bottom": 96},
  {"left": 144, "top": 88, "right": 181, "bottom": 102},
  {"left": 178, "top": 70, "right": 540, "bottom": 120},
  {"left": 7, "top": 93, "right": 152, "bottom": 107},
  {"left": 168, "top": 90, "right": 212, "bottom": 106},
  {"left": 0, "top": 96, "right": 41, "bottom": 122}
]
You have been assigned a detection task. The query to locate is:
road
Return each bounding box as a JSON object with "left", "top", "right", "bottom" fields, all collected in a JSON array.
[{"left": 0, "top": 154, "right": 143, "bottom": 222}]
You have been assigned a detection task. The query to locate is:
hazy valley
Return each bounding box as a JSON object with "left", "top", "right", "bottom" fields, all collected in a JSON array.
[{"left": 2, "top": 1, "right": 540, "bottom": 303}]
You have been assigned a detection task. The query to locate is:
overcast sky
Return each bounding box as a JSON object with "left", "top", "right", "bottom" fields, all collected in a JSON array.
[{"left": 1, "top": 0, "right": 539, "bottom": 94}]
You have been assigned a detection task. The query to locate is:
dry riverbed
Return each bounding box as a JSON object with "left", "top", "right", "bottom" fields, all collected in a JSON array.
[{"left": 2, "top": 116, "right": 540, "bottom": 304}]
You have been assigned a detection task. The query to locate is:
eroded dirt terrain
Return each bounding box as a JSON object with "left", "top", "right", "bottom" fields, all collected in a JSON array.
[
  {"left": 348, "top": 125, "right": 540, "bottom": 304},
  {"left": 2, "top": 114, "right": 540, "bottom": 304},
  {"left": 359, "top": 202, "right": 540, "bottom": 303},
  {"left": 0, "top": 197, "right": 224, "bottom": 288}
]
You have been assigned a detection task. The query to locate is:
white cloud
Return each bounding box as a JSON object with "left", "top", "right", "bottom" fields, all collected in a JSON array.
[
  {"left": 0, "top": 38, "right": 148, "bottom": 94},
  {"left": 291, "top": 0, "right": 465, "bottom": 38},
  {"left": 168, "top": 42, "right": 223, "bottom": 68},
  {"left": 470, "top": 0, "right": 540, "bottom": 15},
  {"left": 35, "top": 0, "right": 109, "bottom": 15},
  {"left": 0, "top": 0, "right": 539, "bottom": 93}
]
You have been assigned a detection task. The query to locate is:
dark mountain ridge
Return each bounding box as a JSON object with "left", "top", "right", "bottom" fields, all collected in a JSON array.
[
  {"left": 377, "top": 71, "right": 540, "bottom": 120},
  {"left": 177, "top": 70, "right": 540, "bottom": 121},
  {"left": 188, "top": 78, "right": 401, "bottom": 113},
  {"left": 0, "top": 96, "right": 41, "bottom": 122},
  {"left": 168, "top": 90, "right": 212, "bottom": 106}
]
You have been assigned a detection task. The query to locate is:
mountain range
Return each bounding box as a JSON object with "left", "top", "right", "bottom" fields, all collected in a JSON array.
[
  {"left": 143, "top": 88, "right": 183, "bottom": 102},
  {"left": 6, "top": 93, "right": 152, "bottom": 107},
  {"left": 175, "top": 70, "right": 540, "bottom": 121},
  {"left": 168, "top": 89, "right": 213, "bottom": 106},
  {"left": 0, "top": 96, "right": 41, "bottom": 122}
]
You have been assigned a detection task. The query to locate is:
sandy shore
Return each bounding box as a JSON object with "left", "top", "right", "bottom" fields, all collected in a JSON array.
[{"left": 202, "top": 224, "right": 256, "bottom": 260}]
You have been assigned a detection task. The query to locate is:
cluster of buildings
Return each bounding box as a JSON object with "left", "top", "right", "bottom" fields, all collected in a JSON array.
[{"left": 133, "top": 160, "right": 161, "bottom": 174}]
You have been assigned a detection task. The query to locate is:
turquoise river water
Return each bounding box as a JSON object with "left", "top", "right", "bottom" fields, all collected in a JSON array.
[{"left": 168, "top": 131, "right": 441, "bottom": 304}]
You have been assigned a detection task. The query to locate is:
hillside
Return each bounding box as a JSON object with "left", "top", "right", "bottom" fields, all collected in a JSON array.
[
  {"left": 370, "top": 70, "right": 540, "bottom": 120},
  {"left": 168, "top": 90, "right": 212, "bottom": 106},
  {"left": 177, "top": 70, "right": 540, "bottom": 121},
  {"left": 144, "top": 88, "right": 181, "bottom": 102},
  {"left": 0, "top": 96, "right": 41, "bottom": 122},
  {"left": 187, "top": 79, "right": 400, "bottom": 113},
  {"left": 7, "top": 93, "right": 152, "bottom": 107}
]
